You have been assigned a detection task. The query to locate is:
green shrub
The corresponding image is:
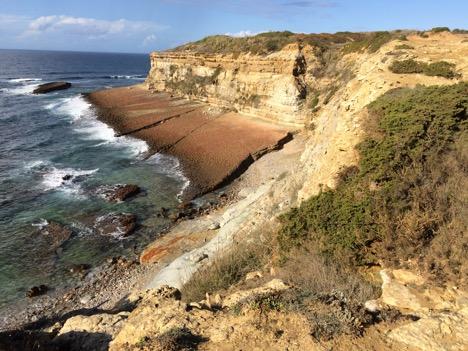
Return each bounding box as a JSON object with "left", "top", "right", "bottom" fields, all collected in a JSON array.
[
  {"left": 389, "top": 59, "right": 458, "bottom": 79},
  {"left": 343, "top": 31, "right": 394, "bottom": 54},
  {"left": 453, "top": 28, "right": 468, "bottom": 34},
  {"left": 278, "top": 83, "right": 468, "bottom": 284},
  {"left": 389, "top": 59, "right": 425, "bottom": 74},
  {"left": 395, "top": 44, "right": 414, "bottom": 50},
  {"left": 174, "top": 31, "right": 367, "bottom": 55},
  {"left": 424, "top": 61, "right": 457, "bottom": 78},
  {"left": 431, "top": 27, "right": 451, "bottom": 33}
]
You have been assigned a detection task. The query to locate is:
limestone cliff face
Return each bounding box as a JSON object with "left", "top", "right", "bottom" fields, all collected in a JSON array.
[{"left": 146, "top": 44, "right": 318, "bottom": 125}]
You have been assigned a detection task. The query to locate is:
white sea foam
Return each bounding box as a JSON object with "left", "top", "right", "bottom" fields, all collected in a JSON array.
[
  {"left": 2, "top": 78, "right": 43, "bottom": 95},
  {"left": 45, "top": 95, "right": 92, "bottom": 121},
  {"left": 147, "top": 153, "right": 190, "bottom": 200},
  {"left": 31, "top": 218, "right": 49, "bottom": 229},
  {"left": 4, "top": 83, "right": 38, "bottom": 95},
  {"left": 110, "top": 75, "right": 145, "bottom": 80},
  {"left": 9, "top": 78, "right": 42, "bottom": 83},
  {"left": 46, "top": 95, "right": 149, "bottom": 157},
  {"left": 24, "top": 160, "right": 48, "bottom": 170},
  {"left": 41, "top": 166, "right": 98, "bottom": 193}
]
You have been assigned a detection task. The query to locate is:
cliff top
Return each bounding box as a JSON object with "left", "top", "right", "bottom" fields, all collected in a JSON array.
[{"left": 170, "top": 28, "right": 467, "bottom": 56}]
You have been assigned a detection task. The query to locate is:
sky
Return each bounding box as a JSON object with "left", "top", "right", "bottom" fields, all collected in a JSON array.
[{"left": 0, "top": 0, "right": 467, "bottom": 53}]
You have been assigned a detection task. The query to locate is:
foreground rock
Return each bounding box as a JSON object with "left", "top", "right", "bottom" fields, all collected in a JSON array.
[
  {"left": 368, "top": 269, "right": 468, "bottom": 351},
  {"left": 55, "top": 312, "right": 130, "bottom": 351},
  {"left": 33, "top": 81, "right": 71, "bottom": 94},
  {"left": 94, "top": 213, "right": 137, "bottom": 238},
  {"left": 95, "top": 184, "right": 141, "bottom": 203}
]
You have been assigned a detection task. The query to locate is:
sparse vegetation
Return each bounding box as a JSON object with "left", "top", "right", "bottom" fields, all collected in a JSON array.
[
  {"left": 173, "top": 31, "right": 368, "bottom": 55},
  {"left": 389, "top": 59, "right": 458, "bottom": 79},
  {"left": 431, "top": 27, "right": 451, "bottom": 33},
  {"left": 307, "top": 89, "right": 320, "bottom": 110},
  {"left": 278, "top": 83, "right": 468, "bottom": 285},
  {"left": 166, "top": 66, "right": 223, "bottom": 96},
  {"left": 342, "top": 31, "right": 394, "bottom": 54},
  {"left": 181, "top": 241, "right": 271, "bottom": 302},
  {"left": 395, "top": 44, "right": 414, "bottom": 50}
]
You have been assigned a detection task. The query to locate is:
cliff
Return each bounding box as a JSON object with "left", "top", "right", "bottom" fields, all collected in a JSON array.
[{"left": 145, "top": 44, "right": 317, "bottom": 125}]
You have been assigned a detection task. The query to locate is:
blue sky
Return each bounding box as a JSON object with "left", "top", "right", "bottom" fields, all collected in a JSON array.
[{"left": 0, "top": 0, "right": 467, "bottom": 53}]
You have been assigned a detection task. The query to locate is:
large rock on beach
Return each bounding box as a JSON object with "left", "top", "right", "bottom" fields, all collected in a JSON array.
[
  {"left": 33, "top": 81, "right": 71, "bottom": 94},
  {"left": 94, "top": 213, "right": 137, "bottom": 238},
  {"left": 96, "top": 184, "right": 141, "bottom": 203}
]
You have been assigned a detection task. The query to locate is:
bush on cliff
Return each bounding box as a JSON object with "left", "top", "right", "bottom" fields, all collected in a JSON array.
[
  {"left": 173, "top": 31, "right": 367, "bottom": 55},
  {"left": 389, "top": 59, "right": 458, "bottom": 79},
  {"left": 342, "top": 31, "right": 394, "bottom": 54},
  {"left": 279, "top": 83, "right": 468, "bottom": 284}
]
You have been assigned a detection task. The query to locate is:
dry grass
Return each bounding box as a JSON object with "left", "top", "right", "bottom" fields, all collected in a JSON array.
[{"left": 181, "top": 240, "right": 271, "bottom": 302}]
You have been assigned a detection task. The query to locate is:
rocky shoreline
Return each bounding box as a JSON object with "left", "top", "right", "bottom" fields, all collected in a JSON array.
[{"left": 0, "top": 187, "right": 236, "bottom": 332}]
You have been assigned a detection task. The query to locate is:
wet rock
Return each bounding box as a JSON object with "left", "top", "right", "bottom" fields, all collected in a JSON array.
[
  {"left": 62, "top": 174, "right": 73, "bottom": 181},
  {"left": 39, "top": 222, "right": 72, "bottom": 250},
  {"left": 33, "top": 81, "right": 71, "bottom": 94},
  {"left": 94, "top": 213, "right": 137, "bottom": 238},
  {"left": 96, "top": 184, "right": 141, "bottom": 203},
  {"left": 27, "top": 285, "right": 48, "bottom": 298}
]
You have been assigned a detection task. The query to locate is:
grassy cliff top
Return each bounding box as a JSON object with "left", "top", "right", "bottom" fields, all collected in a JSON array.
[
  {"left": 171, "top": 31, "right": 371, "bottom": 55},
  {"left": 169, "top": 28, "right": 466, "bottom": 56}
]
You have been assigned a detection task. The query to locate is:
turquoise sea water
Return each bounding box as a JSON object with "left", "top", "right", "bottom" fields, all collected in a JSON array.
[{"left": 0, "top": 50, "right": 187, "bottom": 308}]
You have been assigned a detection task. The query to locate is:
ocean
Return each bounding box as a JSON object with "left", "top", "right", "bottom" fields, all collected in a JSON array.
[{"left": 0, "top": 49, "right": 187, "bottom": 308}]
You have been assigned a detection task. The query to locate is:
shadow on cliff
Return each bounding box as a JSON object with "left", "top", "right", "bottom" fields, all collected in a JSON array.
[
  {"left": 0, "top": 296, "right": 137, "bottom": 351},
  {"left": 0, "top": 330, "right": 110, "bottom": 351}
]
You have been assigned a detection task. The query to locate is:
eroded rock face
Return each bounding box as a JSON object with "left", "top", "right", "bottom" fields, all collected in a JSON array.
[
  {"left": 55, "top": 312, "right": 129, "bottom": 351},
  {"left": 371, "top": 269, "right": 468, "bottom": 351},
  {"left": 94, "top": 213, "right": 137, "bottom": 238},
  {"left": 33, "top": 82, "right": 71, "bottom": 94},
  {"left": 95, "top": 184, "right": 141, "bottom": 203},
  {"left": 145, "top": 44, "right": 318, "bottom": 125}
]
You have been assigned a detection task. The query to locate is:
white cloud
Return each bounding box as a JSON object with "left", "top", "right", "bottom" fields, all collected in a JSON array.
[
  {"left": 24, "top": 15, "right": 165, "bottom": 39},
  {"left": 142, "top": 34, "right": 157, "bottom": 46},
  {"left": 225, "top": 30, "right": 258, "bottom": 38}
]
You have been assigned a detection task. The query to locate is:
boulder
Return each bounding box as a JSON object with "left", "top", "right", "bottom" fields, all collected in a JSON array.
[
  {"left": 33, "top": 82, "right": 71, "bottom": 94},
  {"left": 94, "top": 213, "right": 137, "bottom": 238},
  {"left": 96, "top": 184, "right": 141, "bottom": 203}
]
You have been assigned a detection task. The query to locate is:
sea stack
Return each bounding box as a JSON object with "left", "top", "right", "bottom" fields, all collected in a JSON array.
[{"left": 33, "top": 81, "right": 72, "bottom": 94}]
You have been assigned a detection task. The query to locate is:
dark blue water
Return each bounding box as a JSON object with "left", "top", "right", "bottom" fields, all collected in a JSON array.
[{"left": 0, "top": 50, "right": 187, "bottom": 308}]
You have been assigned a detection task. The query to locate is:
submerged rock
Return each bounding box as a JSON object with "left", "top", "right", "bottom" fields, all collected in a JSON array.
[
  {"left": 27, "top": 285, "right": 48, "bottom": 298},
  {"left": 94, "top": 213, "right": 137, "bottom": 238},
  {"left": 69, "top": 264, "right": 91, "bottom": 277},
  {"left": 39, "top": 221, "right": 72, "bottom": 250},
  {"left": 95, "top": 184, "right": 141, "bottom": 203},
  {"left": 33, "top": 82, "right": 71, "bottom": 94}
]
